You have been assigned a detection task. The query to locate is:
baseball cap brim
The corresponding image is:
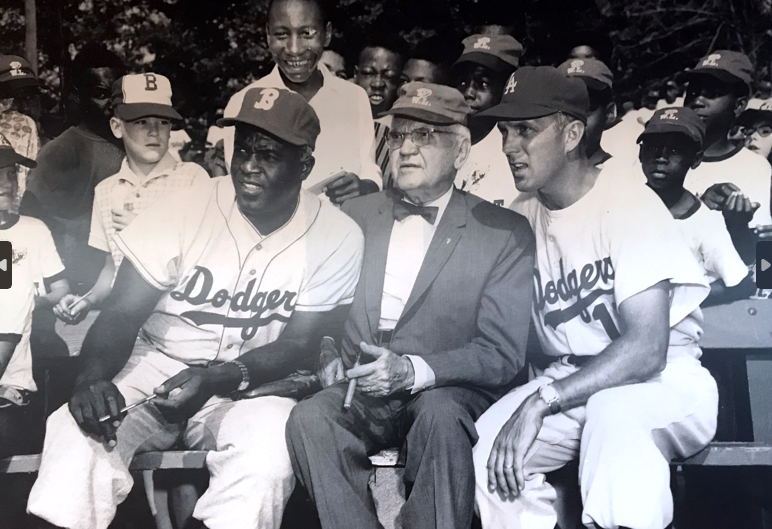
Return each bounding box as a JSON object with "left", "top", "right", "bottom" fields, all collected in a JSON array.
[
  {"left": 453, "top": 53, "right": 517, "bottom": 74},
  {"left": 115, "top": 103, "right": 182, "bottom": 121},
  {"left": 216, "top": 116, "right": 309, "bottom": 147},
  {"left": 0, "top": 147, "right": 37, "bottom": 169},
  {"left": 475, "top": 101, "right": 563, "bottom": 122},
  {"left": 740, "top": 108, "right": 772, "bottom": 122},
  {"left": 381, "top": 107, "right": 460, "bottom": 126},
  {"left": 0, "top": 77, "right": 39, "bottom": 91},
  {"left": 685, "top": 69, "right": 750, "bottom": 89},
  {"left": 637, "top": 124, "right": 702, "bottom": 147}
]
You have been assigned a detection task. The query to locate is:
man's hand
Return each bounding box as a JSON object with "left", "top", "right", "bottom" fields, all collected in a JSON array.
[
  {"left": 346, "top": 342, "right": 414, "bottom": 397},
  {"left": 324, "top": 172, "right": 378, "bottom": 205},
  {"left": 154, "top": 368, "right": 217, "bottom": 423},
  {"left": 112, "top": 208, "right": 138, "bottom": 231},
  {"left": 755, "top": 225, "right": 772, "bottom": 240},
  {"left": 487, "top": 392, "right": 550, "bottom": 498},
  {"left": 722, "top": 192, "right": 760, "bottom": 227},
  {"left": 69, "top": 379, "right": 126, "bottom": 447},
  {"left": 54, "top": 294, "right": 92, "bottom": 325},
  {"left": 701, "top": 183, "right": 738, "bottom": 211}
]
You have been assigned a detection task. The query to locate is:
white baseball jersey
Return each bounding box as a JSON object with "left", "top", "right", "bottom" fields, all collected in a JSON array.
[
  {"left": 0, "top": 274, "right": 35, "bottom": 392},
  {"left": 0, "top": 215, "right": 65, "bottom": 297},
  {"left": 89, "top": 153, "right": 209, "bottom": 270},
  {"left": 684, "top": 146, "right": 772, "bottom": 228},
  {"left": 455, "top": 127, "right": 519, "bottom": 207},
  {"left": 114, "top": 177, "right": 364, "bottom": 366},
  {"left": 511, "top": 167, "right": 709, "bottom": 361},
  {"left": 676, "top": 200, "right": 748, "bottom": 287}
]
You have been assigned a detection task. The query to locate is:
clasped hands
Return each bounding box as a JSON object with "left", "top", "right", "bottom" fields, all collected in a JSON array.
[{"left": 318, "top": 341, "right": 415, "bottom": 397}]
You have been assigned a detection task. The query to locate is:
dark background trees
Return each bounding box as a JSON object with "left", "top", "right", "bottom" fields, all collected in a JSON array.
[{"left": 1, "top": 0, "right": 770, "bottom": 134}]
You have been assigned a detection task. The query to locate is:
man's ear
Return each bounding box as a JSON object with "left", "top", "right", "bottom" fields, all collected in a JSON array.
[
  {"left": 324, "top": 22, "right": 332, "bottom": 48},
  {"left": 300, "top": 155, "right": 316, "bottom": 182},
  {"left": 691, "top": 150, "right": 704, "bottom": 170},
  {"left": 604, "top": 101, "right": 617, "bottom": 128},
  {"left": 109, "top": 117, "right": 123, "bottom": 140},
  {"left": 265, "top": 24, "right": 271, "bottom": 47},
  {"left": 454, "top": 134, "right": 471, "bottom": 170},
  {"left": 353, "top": 65, "right": 360, "bottom": 82},
  {"left": 734, "top": 95, "right": 749, "bottom": 117},
  {"left": 564, "top": 120, "right": 585, "bottom": 154}
]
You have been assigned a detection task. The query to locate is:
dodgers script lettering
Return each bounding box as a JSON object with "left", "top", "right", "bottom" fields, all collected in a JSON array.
[{"left": 170, "top": 266, "right": 296, "bottom": 339}]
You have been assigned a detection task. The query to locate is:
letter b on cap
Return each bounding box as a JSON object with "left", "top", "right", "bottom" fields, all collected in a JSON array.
[
  {"left": 144, "top": 73, "right": 158, "bottom": 91},
  {"left": 254, "top": 88, "right": 280, "bottom": 111}
]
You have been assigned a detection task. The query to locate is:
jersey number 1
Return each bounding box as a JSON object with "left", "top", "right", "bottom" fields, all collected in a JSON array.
[{"left": 592, "top": 303, "right": 620, "bottom": 340}]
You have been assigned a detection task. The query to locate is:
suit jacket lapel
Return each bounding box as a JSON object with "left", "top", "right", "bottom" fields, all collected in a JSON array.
[
  {"left": 364, "top": 192, "right": 397, "bottom": 334},
  {"left": 398, "top": 189, "right": 467, "bottom": 325}
]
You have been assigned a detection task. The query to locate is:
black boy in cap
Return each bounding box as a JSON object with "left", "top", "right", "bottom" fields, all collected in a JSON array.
[
  {"left": 454, "top": 34, "right": 523, "bottom": 206},
  {"left": 639, "top": 107, "right": 753, "bottom": 305},
  {"left": 287, "top": 82, "right": 534, "bottom": 529},
  {"left": 473, "top": 66, "right": 716, "bottom": 529}
]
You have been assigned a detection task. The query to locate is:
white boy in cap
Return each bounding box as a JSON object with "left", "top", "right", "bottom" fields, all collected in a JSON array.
[{"left": 53, "top": 73, "right": 209, "bottom": 325}]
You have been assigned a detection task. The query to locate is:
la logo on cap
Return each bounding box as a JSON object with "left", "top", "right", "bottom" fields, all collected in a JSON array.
[
  {"left": 9, "top": 61, "right": 24, "bottom": 77},
  {"left": 661, "top": 109, "right": 679, "bottom": 120},
  {"left": 474, "top": 37, "right": 491, "bottom": 50},
  {"left": 412, "top": 88, "right": 432, "bottom": 107},
  {"left": 567, "top": 60, "right": 585, "bottom": 74},
  {"left": 504, "top": 74, "right": 517, "bottom": 95},
  {"left": 703, "top": 53, "right": 721, "bottom": 67}
]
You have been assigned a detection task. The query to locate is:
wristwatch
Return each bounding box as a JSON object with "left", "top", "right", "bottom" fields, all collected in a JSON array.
[
  {"left": 538, "top": 384, "right": 561, "bottom": 415},
  {"left": 228, "top": 360, "right": 250, "bottom": 392}
]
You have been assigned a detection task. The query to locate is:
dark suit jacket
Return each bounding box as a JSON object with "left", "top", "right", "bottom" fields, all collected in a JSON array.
[{"left": 340, "top": 188, "right": 535, "bottom": 400}]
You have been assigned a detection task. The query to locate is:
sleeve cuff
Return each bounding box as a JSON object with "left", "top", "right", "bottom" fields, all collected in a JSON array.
[{"left": 404, "top": 355, "right": 436, "bottom": 394}]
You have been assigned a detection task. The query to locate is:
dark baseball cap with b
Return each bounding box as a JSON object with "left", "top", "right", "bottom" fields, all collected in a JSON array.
[
  {"left": 558, "top": 57, "right": 613, "bottom": 92},
  {"left": 0, "top": 55, "right": 39, "bottom": 91},
  {"left": 637, "top": 107, "right": 705, "bottom": 148},
  {"left": 383, "top": 82, "right": 472, "bottom": 126},
  {"left": 217, "top": 87, "right": 321, "bottom": 150},
  {"left": 0, "top": 135, "right": 36, "bottom": 169},
  {"left": 454, "top": 34, "right": 523, "bottom": 73},
  {"left": 112, "top": 73, "right": 182, "bottom": 121},
  {"left": 685, "top": 50, "right": 753, "bottom": 88},
  {"left": 475, "top": 66, "right": 589, "bottom": 124}
]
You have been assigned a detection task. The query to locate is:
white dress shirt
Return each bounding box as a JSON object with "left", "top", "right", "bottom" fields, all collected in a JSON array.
[
  {"left": 379, "top": 186, "right": 454, "bottom": 393},
  {"left": 222, "top": 63, "right": 381, "bottom": 193}
]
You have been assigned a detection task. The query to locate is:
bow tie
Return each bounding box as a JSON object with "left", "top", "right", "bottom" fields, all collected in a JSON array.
[{"left": 393, "top": 200, "right": 439, "bottom": 225}]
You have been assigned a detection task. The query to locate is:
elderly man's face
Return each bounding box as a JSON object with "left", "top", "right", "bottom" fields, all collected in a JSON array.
[
  {"left": 267, "top": 0, "right": 330, "bottom": 85},
  {"left": 231, "top": 125, "right": 307, "bottom": 220},
  {"left": 389, "top": 117, "right": 461, "bottom": 195}
]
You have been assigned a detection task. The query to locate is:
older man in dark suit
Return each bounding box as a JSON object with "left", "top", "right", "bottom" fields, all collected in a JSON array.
[{"left": 286, "top": 83, "right": 535, "bottom": 529}]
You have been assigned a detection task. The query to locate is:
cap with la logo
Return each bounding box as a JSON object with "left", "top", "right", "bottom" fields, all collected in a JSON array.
[
  {"left": 475, "top": 66, "right": 589, "bottom": 124},
  {"left": 0, "top": 55, "right": 39, "bottom": 90},
  {"left": 637, "top": 106, "right": 705, "bottom": 147},
  {"left": 111, "top": 73, "right": 182, "bottom": 121},
  {"left": 382, "top": 82, "right": 472, "bottom": 126},
  {"left": 217, "top": 87, "right": 321, "bottom": 149},
  {"left": 557, "top": 57, "right": 613, "bottom": 91},
  {"left": 453, "top": 34, "right": 523, "bottom": 73},
  {"left": 685, "top": 50, "right": 753, "bottom": 89}
]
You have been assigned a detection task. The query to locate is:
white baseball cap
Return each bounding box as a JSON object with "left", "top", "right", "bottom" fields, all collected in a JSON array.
[{"left": 111, "top": 73, "right": 182, "bottom": 121}]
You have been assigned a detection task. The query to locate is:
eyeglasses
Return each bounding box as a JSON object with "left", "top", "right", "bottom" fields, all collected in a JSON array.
[
  {"left": 386, "top": 127, "right": 454, "bottom": 149},
  {"left": 740, "top": 125, "right": 772, "bottom": 137}
]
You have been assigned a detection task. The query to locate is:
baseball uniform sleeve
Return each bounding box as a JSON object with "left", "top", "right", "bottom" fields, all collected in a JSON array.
[
  {"left": 696, "top": 209, "right": 748, "bottom": 287},
  {"left": 294, "top": 217, "right": 364, "bottom": 311},
  {"left": 34, "top": 220, "right": 65, "bottom": 279},
  {"left": 609, "top": 186, "right": 709, "bottom": 326},
  {"left": 88, "top": 187, "right": 110, "bottom": 253}
]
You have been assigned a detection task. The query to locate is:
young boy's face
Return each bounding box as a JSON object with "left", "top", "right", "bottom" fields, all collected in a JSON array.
[
  {"left": 78, "top": 67, "right": 122, "bottom": 124},
  {"left": 743, "top": 116, "right": 772, "bottom": 159},
  {"left": 267, "top": 0, "right": 330, "bottom": 85},
  {"left": 685, "top": 76, "right": 744, "bottom": 139},
  {"left": 111, "top": 117, "right": 171, "bottom": 166},
  {"left": 320, "top": 50, "right": 347, "bottom": 79},
  {"left": 355, "top": 46, "right": 403, "bottom": 117},
  {"left": 454, "top": 63, "right": 507, "bottom": 114},
  {"left": 639, "top": 133, "right": 701, "bottom": 190},
  {"left": 0, "top": 165, "right": 18, "bottom": 212},
  {"left": 401, "top": 59, "right": 444, "bottom": 86}
]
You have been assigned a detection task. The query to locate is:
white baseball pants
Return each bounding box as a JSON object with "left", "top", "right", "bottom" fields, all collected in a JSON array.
[
  {"left": 474, "top": 355, "right": 718, "bottom": 529},
  {"left": 27, "top": 349, "right": 296, "bottom": 529}
]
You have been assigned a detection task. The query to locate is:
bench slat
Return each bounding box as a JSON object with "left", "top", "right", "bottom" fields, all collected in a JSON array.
[{"left": 676, "top": 443, "right": 772, "bottom": 466}]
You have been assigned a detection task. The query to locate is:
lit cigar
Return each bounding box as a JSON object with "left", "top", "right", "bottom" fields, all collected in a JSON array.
[{"left": 343, "top": 350, "right": 362, "bottom": 411}]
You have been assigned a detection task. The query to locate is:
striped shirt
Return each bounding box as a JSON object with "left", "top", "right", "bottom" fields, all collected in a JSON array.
[
  {"left": 89, "top": 153, "right": 209, "bottom": 269},
  {"left": 374, "top": 116, "right": 393, "bottom": 189}
]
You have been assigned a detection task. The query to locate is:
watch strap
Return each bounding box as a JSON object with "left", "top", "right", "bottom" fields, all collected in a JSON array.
[{"left": 228, "top": 360, "right": 250, "bottom": 393}]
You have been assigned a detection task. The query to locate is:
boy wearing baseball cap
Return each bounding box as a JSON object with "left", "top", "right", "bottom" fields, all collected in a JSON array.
[
  {"left": 54, "top": 73, "right": 208, "bottom": 326},
  {"left": 740, "top": 98, "right": 772, "bottom": 162},
  {"left": 472, "top": 66, "right": 716, "bottom": 529},
  {"left": 28, "top": 86, "right": 363, "bottom": 529},
  {"left": 454, "top": 34, "right": 523, "bottom": 206},
  {"left": 638, "top": 107, "right": 752, "bottom": 305},
  {"left": 683, "top": 50, "right": 772, "bottom": 232}
]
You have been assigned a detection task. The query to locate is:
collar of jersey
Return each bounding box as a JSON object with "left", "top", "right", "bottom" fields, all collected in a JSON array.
[{"left": 117, "top": 152, "right": 178, "bottom": 187}]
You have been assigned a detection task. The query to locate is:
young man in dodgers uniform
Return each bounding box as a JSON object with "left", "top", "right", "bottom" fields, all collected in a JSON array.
[
  {"left": 27, "top": 87, "right": 364, "bottom": 529},
  {"left": 472, "top": 67, "right": 718, "bottom": 529}
]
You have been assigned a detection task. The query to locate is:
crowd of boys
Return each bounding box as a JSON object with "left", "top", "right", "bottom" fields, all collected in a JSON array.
[{"left": 1, "top": 0, "right": 771, "bottom": 528}]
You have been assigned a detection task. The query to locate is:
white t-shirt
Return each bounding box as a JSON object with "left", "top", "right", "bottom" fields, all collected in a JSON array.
[
  {"left": 511, "top": 167, "right": 709, "bottom": 361},
  {"left": 684, "top": 147, "right": 772, "bottom": 228},
  {"left": 0, "top": 215, "right": 65, "bottom": 297},
  {"left": 114, "top": 177, "right": 364, "bottom": 366},
  {"left": 677, "top": 201, "right": 748, "bottom": 287},
  {"left": 0, "top": 277, "right": 35, "bottom": 392},
  {"left": 222, "top": 63, "right": 381, "bottom": 194},
  {"left": 454, "top": 127, "right": 519, "bottom": 207}
]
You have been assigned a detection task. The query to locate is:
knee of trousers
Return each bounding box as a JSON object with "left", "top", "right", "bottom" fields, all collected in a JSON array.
[
  {"left": 410, "top": 399, "right": 477, "bottom": 449},
  {"left": 583, "top": 390, "right": 643, "bottom": 440},
  {"left": 285, "top": 395, "right": 339, "bottom": 452}
]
